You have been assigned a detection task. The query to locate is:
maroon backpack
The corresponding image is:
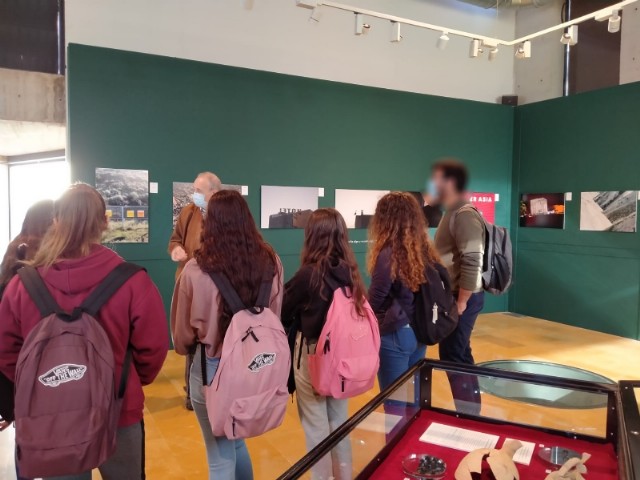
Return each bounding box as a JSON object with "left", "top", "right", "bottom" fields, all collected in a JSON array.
[{"left": 15, "top": 263, "right": 143, "bottom": 478}]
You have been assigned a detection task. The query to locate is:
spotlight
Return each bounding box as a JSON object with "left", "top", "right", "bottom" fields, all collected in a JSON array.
[
  {"left": 608, "top": 10, "right": 621, "bottom": 33},
  {"left": 469, "top": 39, "right": 482, "bottom": 58},
  {"left": 390, "top": 21, "right": 402, "bottom": 43},
  {"left": 437, "top": 32, "right": 450, "bottom": 50},
  {"left": 309, "top": 6, "right": 322, "bottom": 23},
  {"left": 355, "top": 13, "right": 371, "bottom": 35},
  {"left": 488, "top": 47, "right": 499, "bottom": 61},
  {"left": 515, "top": 41, "right": 531, "bottom": 59},
  {"left": 560, "top": 25, "right": 578, "bottom": 46}
]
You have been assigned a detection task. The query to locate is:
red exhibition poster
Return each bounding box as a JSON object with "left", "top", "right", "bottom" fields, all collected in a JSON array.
[{"left": 469, "top": 192, "right": 496, "bottom": 223}]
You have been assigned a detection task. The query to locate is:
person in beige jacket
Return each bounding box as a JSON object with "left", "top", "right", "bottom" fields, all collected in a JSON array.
[
  {"left": 171, "top": 189, "right": 283, "bottom": 480},
  {"left": 168, "top": 172, "right": 221, "bottom": 410}
]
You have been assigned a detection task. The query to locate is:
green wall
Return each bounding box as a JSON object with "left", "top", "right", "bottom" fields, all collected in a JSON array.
[
  {"left": 511, "top": 82, "right": 640, "bottom": 340},
  {"left": 67, "top": 44, "right": 514, "bottom": 320}
]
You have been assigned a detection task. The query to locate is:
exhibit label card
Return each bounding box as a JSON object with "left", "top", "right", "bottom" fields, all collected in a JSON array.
[
  {"left": 504, "top": 438, "right": 536, "bottom": 466},
  {"left": 419, "top": 422, "right": 499, "bottom": 452}
]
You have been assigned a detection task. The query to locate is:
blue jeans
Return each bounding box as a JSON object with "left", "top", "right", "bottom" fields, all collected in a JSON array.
[
  {"left": 189, "top": 345, "right": 253, "bottom": 480},
  {"left": 378, "top": 325, "right": 426, "bottom": 392},
  {"left": 438, "top": 291, "right": 485, "bottom": 416}
]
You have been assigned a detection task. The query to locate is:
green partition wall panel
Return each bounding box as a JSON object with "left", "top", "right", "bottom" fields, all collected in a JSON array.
[
  {"left": 512, "top": 82, "right": 640, "bottom": 339},
  {"left": 67, "top": 44, "right": 514, "bottom": 320}
]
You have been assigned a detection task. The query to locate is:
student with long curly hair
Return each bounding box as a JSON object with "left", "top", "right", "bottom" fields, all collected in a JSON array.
[
  {"left": 171, "top": 190, "right": 283, "bottom": 480},
  {"left": 282, "top": 208, "right": 366, "bottom": 480},
  {"left": 367, "top": 192, "right": 441, "bottom": 390}
]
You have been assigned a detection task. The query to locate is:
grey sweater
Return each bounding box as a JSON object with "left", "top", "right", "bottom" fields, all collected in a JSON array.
[{"left": 434, "top": 203, "right": 485, "bottom": 293}]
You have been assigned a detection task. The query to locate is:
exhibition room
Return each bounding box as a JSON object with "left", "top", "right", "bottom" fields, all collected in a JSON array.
[{"left": 1, "top": 0, "right": 640, "bottom": 479}]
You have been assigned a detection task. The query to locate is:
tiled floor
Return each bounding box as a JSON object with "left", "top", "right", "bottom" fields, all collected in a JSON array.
[{"left": 1, "top": 313, "right": 639, "bottom": 479}]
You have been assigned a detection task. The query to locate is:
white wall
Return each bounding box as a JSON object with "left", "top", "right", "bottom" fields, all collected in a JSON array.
[
  {"left": 65, "top": 0, "right": 516, "bottom": 104},
  {"left": 515, "top": 1, "right": 640, "bottom": 105},
  {"left": 621, "top": 3, "right": 640, "bottom": 85},
  {"left": 514, "top": 2, "right": 565, "bottom": 105}
]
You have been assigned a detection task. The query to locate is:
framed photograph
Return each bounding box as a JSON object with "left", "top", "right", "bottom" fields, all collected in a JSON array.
[
  {"left": 260, "top": 186, "right": 320, "bottom": 229},
  {"left": 95, "top": 168, "right": 149, "bottom": 243},
  {"left": 580, "top": 191, "right": 637, "bottom": 232},
  {"left": 335, "top": 189, "right": 390, "bottom": 229},
  {"left": 519, "top": 193, "right": 565, "bottom": 229}
]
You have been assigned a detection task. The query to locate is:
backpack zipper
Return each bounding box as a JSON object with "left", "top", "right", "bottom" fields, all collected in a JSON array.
[
  {"left": 323, "top": 332, "right": 331, "bottom": 354},
  {"left": 341, "top": 377, "right": 345, "bottom": 393},
  {"left": 241, "top": 327, "right": 259, "bottom": 343},
  {"left": 432, "top": 303, "right": 438, "bottom": 324},
  {"left": 232, "top": 417, "right": 236, "bottom": 437}
]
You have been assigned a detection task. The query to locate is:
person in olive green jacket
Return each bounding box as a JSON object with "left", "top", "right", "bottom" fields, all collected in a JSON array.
[
  {"left": 168, "top": 171, "right": 221, "bottom": 410},
  {"left": 431, "top": 159, "right": 485, "bottom": 416}
]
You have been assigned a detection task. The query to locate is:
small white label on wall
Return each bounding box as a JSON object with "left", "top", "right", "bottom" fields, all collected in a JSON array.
[
  {"left": 494, "top": 193, "right": 500, "bottom": 202},
  {"left": 241, "top": 185, "right": 249, "bottom": 196},
  {"left": 149, "top": 182, "right": 159, "bottom": 194},
  {"left": 565, "top": 192, "right": 572, "bottom": 201},
  {"left": 637, "top": 191, "right": 640, "bottom": 201},
  {"left": 318, "top": 188, "right": 325, "bottom": 197}
]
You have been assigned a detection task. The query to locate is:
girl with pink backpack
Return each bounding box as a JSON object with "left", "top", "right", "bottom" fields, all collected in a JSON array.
[
  {"left": 282, "top": 208, "right": 379, "bottom": 480},
  {"left": 171, "top": 190, "right": 284, "bottom": 480}
]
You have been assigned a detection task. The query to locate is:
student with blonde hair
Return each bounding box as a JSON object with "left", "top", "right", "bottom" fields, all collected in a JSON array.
[{"left": 0, "top": 183, "right": 168, "bottom": 480}]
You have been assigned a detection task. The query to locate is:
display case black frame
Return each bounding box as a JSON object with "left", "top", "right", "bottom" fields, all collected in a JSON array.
[{"left": 277, "top": 359, "right": 636, "bottom": 480}]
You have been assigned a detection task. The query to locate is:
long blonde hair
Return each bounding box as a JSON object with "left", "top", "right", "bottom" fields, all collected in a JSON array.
[
  {"left": 31, "top": 183, "right": 108, "bottom": 268},
  {"left": 367, "top": 192, "right": 440, "bottom": 291}
]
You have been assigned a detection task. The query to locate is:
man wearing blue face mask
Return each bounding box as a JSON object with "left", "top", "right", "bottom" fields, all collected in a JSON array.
[
  {"left": 168, "top": 171, "right": 221, "bottom": 410},
  {"left": 423, "top": 179, "right": 443, "bottom": 228}
]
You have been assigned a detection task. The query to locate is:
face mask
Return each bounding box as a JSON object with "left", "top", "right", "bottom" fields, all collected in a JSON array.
[
  {"left": 426, "top": 180, "right": 439, "bottom": 199},
  {"left": 192, "top": 192, "right": 207, "bottom": 209}
]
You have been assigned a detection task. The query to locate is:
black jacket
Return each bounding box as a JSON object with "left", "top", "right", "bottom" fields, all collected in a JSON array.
[
  {"left": 368, "top": 247, "right": 415, "bottom": 335},
  {"left": 282, "top": 260, "right": 352, "bottom": 341}
]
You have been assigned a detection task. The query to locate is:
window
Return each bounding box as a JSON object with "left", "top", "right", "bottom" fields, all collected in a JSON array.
[{"left": 0, "top": 158, "right": 70, "bottom": 253}]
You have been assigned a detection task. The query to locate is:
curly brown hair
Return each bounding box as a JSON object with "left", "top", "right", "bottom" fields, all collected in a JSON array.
[
  {"left": 195, "top": 190, "right": 280, "bottom": 337},
  {"left": 367, "top": 192, "right": 440, "bottom": 291},
  {"left": 301, "top": 208, "right": 367, "bottom": 317}
]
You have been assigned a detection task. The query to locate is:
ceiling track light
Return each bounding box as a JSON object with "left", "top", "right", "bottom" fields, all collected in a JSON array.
[
  {"left": 390, "top": 21, "right": 402, "bottom": 43},
  {"left": 469, "top": 39, "right": 482, "bottom": 58},
  {"left": 560, "top": 25, "right": 579, "bottom": 46},
  {"left": 488, "top": 47, "right": 499, "bottom": 61},
  {"left": 354, "top": 13, "right": 371, "bottom": 36},
  {"left": 437, "top": 32, "right": 450, "bottom": 50},
  {"left": 515, "top": 41, "right": 531, "bottom": 59},
  {"left": 309, "top": 6, "right": 322, "bottom": 23},
  {"left": 608, "top": 10, "right": 622, "bottom": 33}
]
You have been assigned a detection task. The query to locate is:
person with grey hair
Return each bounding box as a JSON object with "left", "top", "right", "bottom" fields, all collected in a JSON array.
[{"left": 168, "top": 171, "right": 221, "bottom": 410}]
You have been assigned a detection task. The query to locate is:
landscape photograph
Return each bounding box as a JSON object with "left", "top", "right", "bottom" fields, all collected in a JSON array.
[
  {"left": 172, "top": 182, "right": 243, "bottom": 226},
  {"left": 580, "top": 191, "right": 637, "bottom": 232},
  {"left": 261, "top": 185, "right": 319, "bottom": 229},
  {"left": 95, "top": 168, "right": 149, "bottom": 243}
]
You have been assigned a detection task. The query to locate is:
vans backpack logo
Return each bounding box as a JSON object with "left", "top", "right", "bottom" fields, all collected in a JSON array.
[
  {"left": 247, "top": 353, "right": 276, "bottom": 373},
  {"left": 38, "top": 364, "right": 87, "bottom": 388}
]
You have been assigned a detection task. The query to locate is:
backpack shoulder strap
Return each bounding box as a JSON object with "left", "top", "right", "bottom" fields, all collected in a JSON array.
[
  {"left": 17, "top": 266, "right": 63, "bottom": 317},
  {"left": 448, "top": 204, "right": 485, "bottom": 236},
  {"left": 255, "top": 264, "right": 276, "bottom": 309},
  {"left": 80, "top": 263, "right": 146, "bottom": 317},
  {"left": 208, "top": 272, "right": 246, "bottom": 315}
]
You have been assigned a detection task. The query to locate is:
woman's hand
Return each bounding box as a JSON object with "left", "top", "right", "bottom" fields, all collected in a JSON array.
[{"left": 0, "top": 419, "right": 9, "bottom": 432}]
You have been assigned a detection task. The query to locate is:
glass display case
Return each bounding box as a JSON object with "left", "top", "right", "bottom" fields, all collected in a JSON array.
[{"left": 278, "top": 360, "right": 639, "bottom": 479}]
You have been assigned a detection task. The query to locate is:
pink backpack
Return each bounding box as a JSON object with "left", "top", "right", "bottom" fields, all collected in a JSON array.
[
  {"left": 307, "top": 280, "right": 381, "bottom": 399},
  {"left": 205, "top": 268, "right": 290, "bottom": 439},
  {"left": 15, "top": 263, "right": 142, "bottom": 478}
]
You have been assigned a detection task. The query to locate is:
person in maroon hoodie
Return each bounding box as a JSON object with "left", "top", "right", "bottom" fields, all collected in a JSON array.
[{"left": 0, "top": 183, "right": 168, "bottom": 480}]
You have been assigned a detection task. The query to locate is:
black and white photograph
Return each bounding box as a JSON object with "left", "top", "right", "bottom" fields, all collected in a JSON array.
[
  {"left": 95, "top": 168, "right": 149, "bottom": 243},
  {"left": 260, "top": 185, "right": 320, "bottom": 229},
  {"left": 172, "top": 181, "right": 244, "bottom": 227},
  {"left": 580, "top": 191, "right": 638, "bottom": 232},
  {"left": 519, "top": 193, "right": 565, "bottom": 229},
  {"left": 335, "top": 189, "right": 390, "bottom": 229}
]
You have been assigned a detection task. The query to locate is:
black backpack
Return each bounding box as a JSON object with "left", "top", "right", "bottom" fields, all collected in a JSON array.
[
  {"left": 449, "top": 205, "right": 513, "bottom": 295},
  {"left": 410, "top": 264, "right": 459, "bottom": 345}
]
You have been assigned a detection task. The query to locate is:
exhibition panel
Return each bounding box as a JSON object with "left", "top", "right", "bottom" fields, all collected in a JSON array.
[
  {"left": 66, "top": 43, "right": 514, "bottom": 317},
  {"left": 278, "top": 360, "right": 636, "bottom": 480}
]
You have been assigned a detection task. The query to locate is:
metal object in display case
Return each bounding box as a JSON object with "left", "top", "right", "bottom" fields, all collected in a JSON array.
[{"left": 539, "top": 446, "right": 582, "bottom": 466}]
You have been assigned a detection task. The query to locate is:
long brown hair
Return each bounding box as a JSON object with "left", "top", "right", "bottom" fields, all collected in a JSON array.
[
  {"left": 0, "top": 199, "right": 54, "bottom": 289},
  {"left": 195, "top": 190, "right": 279, "bottom": 337},
  {"left": 367, "top": 192, "right": 440, "bottom": 291},
  {"left": 31, "top": 184, "right": 108, "bottom": 268},
  {"left": 300, "top": 208, "right": 367, "bottom": 317}
]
